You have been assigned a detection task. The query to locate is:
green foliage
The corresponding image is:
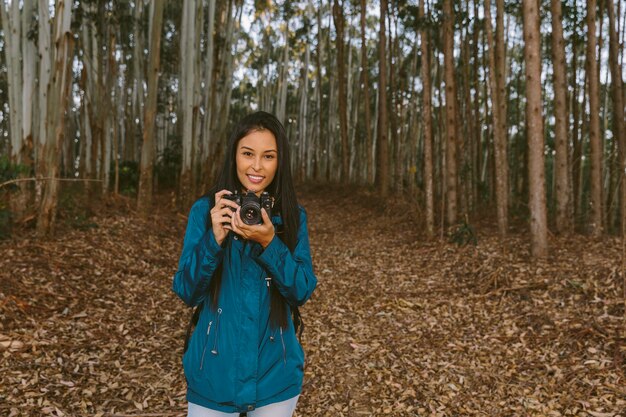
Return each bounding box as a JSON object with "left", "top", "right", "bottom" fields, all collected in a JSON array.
[
  {"left": 448, "top": 218, "right": 477, "bottom": 247},
  {"left": 58, "top": 184, "right": 98, "bottom": 231},
  {"left": 0, "top": 156, "right": 32, "bottom": 239},
  {"left": 114, "top": 160, "right": 140, "bottom": 196},
  {"left": 155, "top": 134, "right": 182, "bottom": 190}
]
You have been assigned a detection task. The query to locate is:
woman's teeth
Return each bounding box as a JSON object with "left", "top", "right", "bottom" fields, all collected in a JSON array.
[{"left": 248, "top": 174, "right": 263, "bottom": 183}]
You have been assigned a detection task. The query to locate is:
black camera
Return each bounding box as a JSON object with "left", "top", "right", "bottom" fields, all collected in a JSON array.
[{"left": 223, "top": 190, "right": 273, "bottom": 225}]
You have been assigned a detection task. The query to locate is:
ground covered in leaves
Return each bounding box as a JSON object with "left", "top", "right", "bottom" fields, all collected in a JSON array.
[{"left": 1, "top": 186, "right": 625, "bottom": 417}]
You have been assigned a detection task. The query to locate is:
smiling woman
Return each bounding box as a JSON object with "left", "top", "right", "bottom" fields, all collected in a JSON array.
[
  {"left": 172, "top": 111, "right": 317, "bottom": 417},
  {"left": 235, "top": 129, "right": 278, "bottom": 196}
]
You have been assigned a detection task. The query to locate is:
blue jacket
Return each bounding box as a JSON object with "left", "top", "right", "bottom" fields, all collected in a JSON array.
[{"left": 172, "top": 196, "right": 317, "bottom": 413}]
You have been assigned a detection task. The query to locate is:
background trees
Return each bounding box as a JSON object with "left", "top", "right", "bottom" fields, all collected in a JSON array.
[{"left": 0, "top": 0, "right": 625, "bottom": 258}]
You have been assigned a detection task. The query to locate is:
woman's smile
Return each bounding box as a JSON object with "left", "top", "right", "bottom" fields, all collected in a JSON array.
[{"left": 247, "top": 174, "right": 265, "bottom": 184}]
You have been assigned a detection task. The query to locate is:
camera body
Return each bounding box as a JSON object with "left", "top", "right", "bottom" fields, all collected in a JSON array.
[{"left": 223, "top": 190, "right": 273, "bottom": 225}]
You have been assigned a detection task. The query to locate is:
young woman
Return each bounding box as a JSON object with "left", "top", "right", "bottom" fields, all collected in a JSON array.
[{"left": 172, "top": 111, "right": 317, "bottom": 417}]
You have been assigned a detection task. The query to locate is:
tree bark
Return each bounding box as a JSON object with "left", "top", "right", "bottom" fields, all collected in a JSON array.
[
  {"left": 484, "top": 0, "right": 508, "bottom": 236},
  {"left": 178, "top": 0, "right": 198, "bottom": 210},
  {"left": 200, "top": 0, "right": 217, "bottom": 193},
  {"left": 607, "top": 0, "right": 626, "bottom": 234},
  {"left": 36, "top": 0, "right": 74, "bottom": 236},
  {"left": 550, "top": 0, "right": 572, "bottom": 233},
  {"left": 332, "top": 0, "right": 349, "bottom": 183},
  {"left": 586, "top": 0, "right": 603, "bottom": 235},
  {"left": 420, "top": 0, "right": 434, "bottom": 238},
  {"left": 377, "top": 0, "right": 389, "bottom": 197},
  {"left": 443, "top": 0, "right": 458, "bottom": 225},
  {"left": 522, "top": 0, "right": 548, "bottom": 258},
  {"left": 137, "top": 0, "right": 165, "bottom": 214},
  {"left": 0, "top": 0, "right": 23, "bottom": 165},
  {"left": 360, "top": 0, "right": 374, "bottom": 186}
]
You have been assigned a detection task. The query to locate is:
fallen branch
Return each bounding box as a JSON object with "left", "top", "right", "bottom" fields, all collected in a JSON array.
[{"left": 0, "top": 177, "right": 103, "bottom": 189}]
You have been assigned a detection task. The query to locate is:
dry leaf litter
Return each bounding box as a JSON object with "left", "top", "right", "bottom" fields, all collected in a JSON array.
[{"left": 0, "top": 187, "right": 625, "bottom": 417}]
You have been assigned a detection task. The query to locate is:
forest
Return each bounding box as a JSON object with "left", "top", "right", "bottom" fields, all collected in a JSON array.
[{"left": 0, "top": 0, "right": 625, "bottom": 416}]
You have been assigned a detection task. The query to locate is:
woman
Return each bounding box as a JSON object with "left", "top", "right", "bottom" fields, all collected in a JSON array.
[{"left": 172, "top": 111, "right": 317, "bottom": 417}]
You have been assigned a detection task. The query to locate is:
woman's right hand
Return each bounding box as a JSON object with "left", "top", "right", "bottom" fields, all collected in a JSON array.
[{"left": 211, "top": 190, "right": 239, "bottom": 246}]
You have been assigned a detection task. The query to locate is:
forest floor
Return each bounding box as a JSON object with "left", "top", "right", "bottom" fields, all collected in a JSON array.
[{"left": 0, "top": 185, "right": 625, "bottom": 417}]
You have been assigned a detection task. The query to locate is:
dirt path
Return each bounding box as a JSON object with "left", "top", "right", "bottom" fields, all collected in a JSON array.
[{"left": 1, "top": 188, "right": 624, "bottom": 416}]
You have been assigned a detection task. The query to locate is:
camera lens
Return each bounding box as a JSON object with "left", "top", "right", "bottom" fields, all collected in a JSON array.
[{"left": 241, "top": 203, "right": 261, "bottom": 225}]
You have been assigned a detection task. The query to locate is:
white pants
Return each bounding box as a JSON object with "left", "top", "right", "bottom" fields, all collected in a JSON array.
[{"left": 187, "top": 395, "right": 299, "bottom": 417}]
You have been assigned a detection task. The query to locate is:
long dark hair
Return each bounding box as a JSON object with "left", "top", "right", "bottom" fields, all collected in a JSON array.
[{"left": 206, "top": 111, "right": 300, "bottom": 330}]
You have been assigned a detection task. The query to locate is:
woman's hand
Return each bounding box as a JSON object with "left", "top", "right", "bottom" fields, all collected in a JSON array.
[
  {"left": 230, "top": 207, "right": 275, "bottom": 248},
  {"left": 211, "top": 190, "right": 239, "bottom": 246}
]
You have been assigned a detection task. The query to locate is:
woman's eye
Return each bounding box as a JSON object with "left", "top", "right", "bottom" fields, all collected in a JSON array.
[
  {"left": 264, "top": 154, "right": 275, "bottom": 159},
  {"left": 243, "top": 151, "right": 253, "bottom": 157}
]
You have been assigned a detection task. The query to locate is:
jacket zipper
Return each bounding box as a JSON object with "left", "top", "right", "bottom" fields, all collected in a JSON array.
[
  {"left": 211, "top": 308, "right": 223, "bottom": 355},
  {"left": 279, "top": 327, "right": 286, "bottom": 365},
  {"left": 199, "top": 320, "right": 213, "bottom": 370}
]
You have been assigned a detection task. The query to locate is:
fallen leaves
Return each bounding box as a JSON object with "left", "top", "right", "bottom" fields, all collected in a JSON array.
[{"left": 0, "top": 188, "right": 625, "bottom": 416}]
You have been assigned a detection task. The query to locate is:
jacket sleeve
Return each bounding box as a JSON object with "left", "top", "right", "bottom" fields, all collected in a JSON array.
[
  {"left": 172, "top": 198, "right": 224, "bottom": 307},
  {"left": 254, "top": 207, "right": 317, "bottom": 306}
]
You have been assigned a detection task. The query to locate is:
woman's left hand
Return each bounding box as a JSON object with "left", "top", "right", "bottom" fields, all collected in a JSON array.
[{"left": 230, "top": 208, "right": 275, "bottom": 248}]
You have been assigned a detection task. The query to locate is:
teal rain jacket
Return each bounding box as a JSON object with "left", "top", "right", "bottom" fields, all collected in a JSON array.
[{"left": 172, "top": 196, "right": 317, "bottom": 413}]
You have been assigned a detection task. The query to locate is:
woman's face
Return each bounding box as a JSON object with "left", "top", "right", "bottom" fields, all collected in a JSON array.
[{"left": 236, "top": 129, "right": 278, "bottom": 196}]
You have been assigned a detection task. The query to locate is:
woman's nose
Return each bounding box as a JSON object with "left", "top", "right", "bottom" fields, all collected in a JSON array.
[{"left": 252, "top": 157, "right": 262, "bottom": 171}]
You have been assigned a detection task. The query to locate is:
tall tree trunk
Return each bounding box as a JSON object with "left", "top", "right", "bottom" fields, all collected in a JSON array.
[
  {"left": 550, "top": 0, "right": 572, "bottom": 233},
  {"left": 315, "top": 1, "right": 324, "bottom": 182},
  {"left": 586, "top": 0, "right": 603, "bottom": 235},
  {"left": 360, "top": 0, "right": 374, "bottom": 186},
  {"left": 420, "top": 0, "right": 434, "bottom": 238},
  {"left": 377, "top": 0, "right": 389, "bottom": 196},
  {"left": 179, "top": 0, "right": 198, "bottom": 209},
  {"left": 36, "top": 0, "right": 74, "bottom": 236},
  {"left": 0, "top": 1, "right": 23, "bottom": 166},
  {"left": 443, "top": 0, "right": 458, "bottom": 225},
  {"left": 522, "top": 0, "right": 548, "bottom": 258},
  {"left": 572, "top": 29, "right": 582, "bottom": 222},
  {"left": 298, "top": 17, "right": 311, "bottom": 181},
  {"left": 389, "top": 6, "right": 401, "bottom": 193},
  {"left": 137, "top": 0, "right": 165, "bottom": 214},
  {"left": 333, "top": 0, "right": 349, "bottom": 183},
  {"left": 132, "top": 0, "right": 145, "bottom": 138},
  {"left": 1, "top": 0, "right": 36, "bottom": 218},
  {"left": 484, "top": 0, "right": 508, "bottom": 236},
  {"left": 200, "top": 0, "right": 217, "bottom": 193},
  {"left": 607, "top": 0, "right": 626, "bottom": 234}
]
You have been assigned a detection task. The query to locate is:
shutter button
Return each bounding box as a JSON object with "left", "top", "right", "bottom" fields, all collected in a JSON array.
[{"left": 247, "top": 405, "right": 254, "bottom": 411}]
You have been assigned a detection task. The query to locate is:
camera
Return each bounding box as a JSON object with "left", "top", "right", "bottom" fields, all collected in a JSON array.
[{"left": 223, "top": 190, "right": 273, "bottom": 225}]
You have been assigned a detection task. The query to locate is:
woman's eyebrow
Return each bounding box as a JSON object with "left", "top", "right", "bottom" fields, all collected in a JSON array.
[{"left": 239, "top": 145, "right": 277, "bottom": 153}]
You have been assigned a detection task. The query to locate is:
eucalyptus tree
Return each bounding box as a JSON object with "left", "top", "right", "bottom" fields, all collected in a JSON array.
[
  {"left": 419, "top": 0, "right": 434, "bottom": 238},
  {"left": 360, "top": 0, "right": 373, "bottom": 185},
  {"left": 550, "top": 0, "right": 572, "bottom": 233},
  {"left": 442, "top": 0, "right": 458, "bottom": 224},
  {"left": 484, "top": 0, "right": 508, "bottom": 236},
  {"left": 37, "top": 0, "right": 75, "bottom": 236},
  {"left": 332, "top": 0, "right": 349, "bottom": 183},
  {"left": 586, "top": 0, "right": 603, "bottom": 235},
  {"left": 137, "top": 0, "right": 165, "bottom": 213},
  {"left": 377, "top": 0, "right": 389, "bottom": 197},
  {"left": 0, "top": 0, "right": 37, "bottom": 217},
  {"left": 522, "top": 0, "right": 548, "bottom": 258},
  {"left": 606, "top": 0, "right": 625, "bottom": 234}
]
